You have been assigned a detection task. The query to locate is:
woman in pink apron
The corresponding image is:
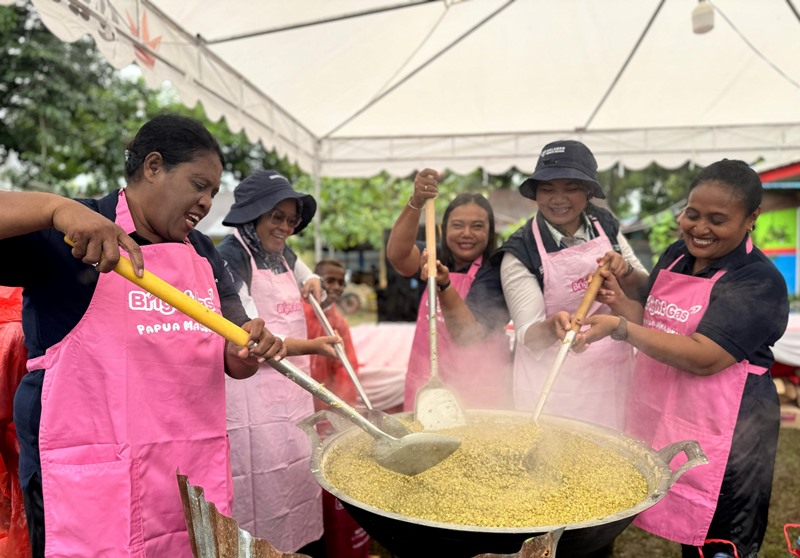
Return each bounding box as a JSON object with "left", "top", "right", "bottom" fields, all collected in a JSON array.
[
  {"left": 218, "top": 170, "right": 338, "bottom": 555},
  {"left": 496, "top": 140, "right": 647, "bottom": 431},
  {"left": 387, "top": 173, "right": 513, "bottom": 411},
  {"left": 580, "top": 159, "right": 789, "bottom": 558},
  {"left": 0, "top": 115, "right": 284, "bottom": 557}
]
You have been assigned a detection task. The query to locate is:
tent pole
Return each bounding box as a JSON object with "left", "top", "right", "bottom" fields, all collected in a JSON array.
[{"left": 313, "top": 141, "right": 323, "bottom": 263}]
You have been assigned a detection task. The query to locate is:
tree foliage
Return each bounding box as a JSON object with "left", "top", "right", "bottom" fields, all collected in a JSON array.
[
  {"left": 598, "top": 162, "right": 695, "bottom": 219},
  {"left": 290, "top": 171, "right": 476, "bottom": 253},
  {"left": 0, "top": 3, "right": 139, "bottom": 193},
  {"left": 0, "top": 4, "right": 297, "bottom": 194}
]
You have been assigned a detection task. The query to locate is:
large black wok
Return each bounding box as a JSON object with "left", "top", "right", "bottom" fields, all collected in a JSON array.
[{"left": 298, "top": 410, "right": 707, "bottom": 558}]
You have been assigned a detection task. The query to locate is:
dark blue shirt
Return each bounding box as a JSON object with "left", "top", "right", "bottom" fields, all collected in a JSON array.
[
  {"left": 645, "top": 236, "right": 788, "bottom": 369},
  {"left": 0, "top": 190, "right": 249, "bottom": 359},
  {"left": 0, "top": 190, "right": 250, "bottom": 488}
]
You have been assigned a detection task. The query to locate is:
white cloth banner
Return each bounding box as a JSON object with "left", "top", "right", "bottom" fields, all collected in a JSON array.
[{"left": 350, "top": 322, "right": 414, "bottom": 412}]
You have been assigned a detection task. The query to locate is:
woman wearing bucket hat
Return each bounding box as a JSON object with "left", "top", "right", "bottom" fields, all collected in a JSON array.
[
  {"left": 503, "top": 140, "right": 648, "bottom": 430},
  {"left": 217, "top": 170, "right": 339, "bottom": 554},
  {"left": 458, "top": 140, "right": 649, "bottom": 432}
]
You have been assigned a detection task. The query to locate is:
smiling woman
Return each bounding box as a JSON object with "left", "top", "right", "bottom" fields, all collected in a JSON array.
[
  {"left": 679, "top": 176, "right": 760, "bottom": 274},
  {"left": 579, "top": 159, "right": 790, "bottom": 557},
  {"left": 215, "top": 170, "right": 342, "bottom": 553},
  {"left": 0, "top": 113, "right": 285, "bottom": 557},
  {"left": 386, "top": 170, "right": 513, "bottom": 412},
  {"left": 467, "top": 140, "right": 650, "bottom": 435}
]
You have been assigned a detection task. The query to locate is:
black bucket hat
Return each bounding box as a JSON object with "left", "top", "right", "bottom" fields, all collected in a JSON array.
[
  {"left": 519, "top": 140, "right": 605, "bottom": 200},
  {"left": 222, "top": 170, "right": 317, "bottom": 235}
]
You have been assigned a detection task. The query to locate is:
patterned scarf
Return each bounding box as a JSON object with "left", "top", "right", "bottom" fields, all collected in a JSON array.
[{"left": 236, "top": 221, "right": 288, "bottom": 275}]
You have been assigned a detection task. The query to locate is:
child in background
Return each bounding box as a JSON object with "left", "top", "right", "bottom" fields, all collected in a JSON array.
[
  {"left": 303, "top": 260, "right": 372, "bottom": 558},
  {"left": 303, "top": 260, "right": 360, "bottom": 411}
]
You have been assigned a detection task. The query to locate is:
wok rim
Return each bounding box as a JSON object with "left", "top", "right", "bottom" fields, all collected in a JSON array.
[{"left": 306, "top": 409, "right": 680, "bottom": 534}]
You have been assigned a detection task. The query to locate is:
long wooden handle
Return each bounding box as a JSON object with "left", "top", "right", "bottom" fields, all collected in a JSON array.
[
  {"left": 570, "top": 261, "right": 610, "bottom": 334},
  {"left": 64, "top": 238, "right": 395, "bottom": 442},
  {"left": 425, "top": 201, "right": 437, "bottom": 277},
  {"left": 425, "top": 200, "right": 438, "bottom": 378},
  {"left": 531, "top": 261, "right": 612, "bottom": 425}
]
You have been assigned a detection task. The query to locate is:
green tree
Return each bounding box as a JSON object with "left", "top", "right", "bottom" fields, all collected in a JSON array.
[
  {"left": 599, "top": 162, "right": 695, "bottom": 219},
  {"left": 0, "top": 4, "right": 297, "bottom": 194},
  {"left": 0, "top": 3, "right": 141, "bottom": 192}
]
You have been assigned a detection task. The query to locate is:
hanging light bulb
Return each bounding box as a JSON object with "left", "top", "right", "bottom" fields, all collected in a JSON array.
[{"left": 692, "top": 0, "right": 714, "bottom": 34}]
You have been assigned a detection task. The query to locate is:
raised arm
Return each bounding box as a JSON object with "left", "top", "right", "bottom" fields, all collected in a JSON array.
[
  {"left": 0, "top": 191, "right": 144, "bottom": 276},
  {"left": 386, "top": 169, "right": 439, "bottom": 276}
]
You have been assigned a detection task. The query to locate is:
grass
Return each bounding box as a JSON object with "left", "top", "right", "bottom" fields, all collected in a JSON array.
[
  {"left": 368, "top": 428, "right": 800, "bottom": 557},
  {"left": 613, "top": 427, "right": 800, "bottom": 557}
]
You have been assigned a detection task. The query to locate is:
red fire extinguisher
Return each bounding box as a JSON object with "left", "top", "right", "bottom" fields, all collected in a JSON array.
[{"left": 322, "top": 490, "right": 370, "bottom": 558}]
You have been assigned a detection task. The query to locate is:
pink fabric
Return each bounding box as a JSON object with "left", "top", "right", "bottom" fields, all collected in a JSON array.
[
  {"left": 350, "top": 323, "right": 414, "bottom": 412},
  {"left": 0, "top": 288, "right": 30, "bottom": 558},
  {"left": 628, "top": 252, "right": 764, "bottom": 546},
  {"left": 225, "top": 234, "right": 321, "bottom": 551},
  {"left": 512, "top": 219, "right": 634, "bottom": 430},
  {"left": 404, "top": 257, "right": 513, "bottom": 411},
  {"left": 29, "top": 191, "right": 229, "bottom": 557}
]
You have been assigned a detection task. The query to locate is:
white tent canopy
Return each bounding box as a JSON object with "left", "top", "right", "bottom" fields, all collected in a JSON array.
[{"left": 6, "top": 0, "right": 800, "bottom": 177}]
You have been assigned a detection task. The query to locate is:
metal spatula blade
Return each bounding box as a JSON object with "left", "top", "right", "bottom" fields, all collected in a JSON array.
[
  {"left": 524, "top": 262, "right": 610, "bottom": 472},
  {"left": 308, "top": 292, "right": 411, "bottom": 438},
  {"left": 413, "top": 200, "right": 466, "bottom": 430}
]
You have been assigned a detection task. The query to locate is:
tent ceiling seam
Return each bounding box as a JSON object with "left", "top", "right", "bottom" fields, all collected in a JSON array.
[
  {"left": 206, "top": 0, "right": 439, "bottom": 44},
  {"left": 581, "top": 0, "right": 667, "bottom": 131},
  {"left": 321, "top": 141, "right": 800, "bottom": 165},
  {"left": 715, "top": 2, "right": 800, "bottom": 91},
  {"left": 328, "top": 122, "right": 800, "bottom": 141},
  {"left": 366, "top": 5, "right": 449, "bottom": 107},
  {"left": 786, "top": 0, "right": 800, "bottom": 23},
  {"left": 322, "top": 0, "right": 516, "bottom": 140},
  {"left": 137, "top": 0, "right": 318, "bottom": 141}
]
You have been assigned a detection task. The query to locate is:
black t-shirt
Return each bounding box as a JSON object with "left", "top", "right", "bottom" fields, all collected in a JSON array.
[
  {"left": 644, "top": 237, "right": 788, "bottom": 369},
  {"left": 0, "top": 190, "right": 249, "bottom": 360}
]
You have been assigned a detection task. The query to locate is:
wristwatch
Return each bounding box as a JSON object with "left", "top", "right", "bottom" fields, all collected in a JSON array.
[{"left": 611, "top": 316, "right": 628, "bottom": 341}]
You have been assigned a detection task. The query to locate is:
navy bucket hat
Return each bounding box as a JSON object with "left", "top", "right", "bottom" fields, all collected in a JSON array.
[
  {"left": 222, "top": 170, "right": 317, "bottom": 235},
  {"left": 519, "top": 140, "right": 605, "bottom": 200}
]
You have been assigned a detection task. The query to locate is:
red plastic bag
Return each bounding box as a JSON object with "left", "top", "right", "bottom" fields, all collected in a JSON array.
[{"left": 0, "top": 287, "right": 31, "bottom": 558}]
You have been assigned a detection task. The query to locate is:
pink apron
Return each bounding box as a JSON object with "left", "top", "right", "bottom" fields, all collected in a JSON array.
[
  {"left": 512, "top": 218, "right": 634, "bottom": 430},
  {"left": 628, "top": 247, "right": 764, "bottom": 546},
  {"left": 404, "top": 257, "right": 513, "bottom": 411},
  {"left": 225, "top": 234, "right": 322, "bottom": 551},
  {"left": 28, "top": 191, "right": 230, "bottom": 557}
]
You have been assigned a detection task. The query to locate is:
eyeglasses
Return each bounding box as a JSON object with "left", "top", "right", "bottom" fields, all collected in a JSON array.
[{"left": 265, "top": 209, "right": 302, "bottom": 229}]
